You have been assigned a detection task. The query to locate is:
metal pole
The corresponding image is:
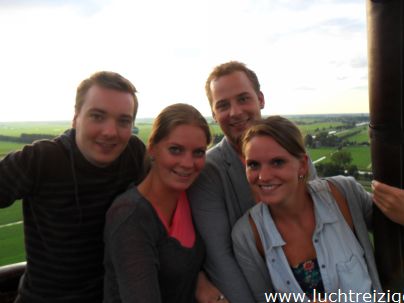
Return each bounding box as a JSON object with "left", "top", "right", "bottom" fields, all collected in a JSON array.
[{"left": 367, "top": 0, "right": 404, "bottom": 291}]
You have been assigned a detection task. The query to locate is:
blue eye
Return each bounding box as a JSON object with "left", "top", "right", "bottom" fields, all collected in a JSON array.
[
  {"left": 238, "top": 95, "right": 249, "bottom": 103},
  {"left": 272, "top": 159, "right": 285, "bottom": 167},
  {"left": 193, "top": 149, "right": 206, "bottom": 158},
  {"left": 118, "top": 118, "right": 132, "bottom": 128},
  {"left": 246, "top": 160, "right": 260, "bottom": 170},
  {"left": 215, "top": 101, "right": 230, "bottom": 112},
  {"left": 90, "top": 113, "right": 104, "bottom": 121},
  {"left": 168, "top": 146, "right": 182, "bottom": 155}
]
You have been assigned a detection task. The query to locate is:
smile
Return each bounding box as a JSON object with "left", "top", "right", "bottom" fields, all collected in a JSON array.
[
  {"left": 173, "top": 170, "right": 193, "bottom": 178},
  {"left": 259, "top": 184, "right": 280, "bottom": 192},
  {"left": 96, "top": 142, "right": 117, "bottom": 150},
  {"left": 230, "top": 118, "right": 249, "bottom": 128}
]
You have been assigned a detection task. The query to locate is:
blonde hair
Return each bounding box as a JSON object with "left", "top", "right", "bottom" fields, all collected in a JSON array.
[
  {"left": 242, "top": 115, "right": 306, "bottom": 159},
  {"left": 205, "top": 61, "right": 261, "bottom": 107},
  {"left": 148, "top": 103, "right": 211, "bottom": 147}
]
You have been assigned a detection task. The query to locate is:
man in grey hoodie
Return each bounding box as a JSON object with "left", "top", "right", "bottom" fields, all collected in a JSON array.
[{"left": 0, "top": 71, "right": 148, "bottom": 303}]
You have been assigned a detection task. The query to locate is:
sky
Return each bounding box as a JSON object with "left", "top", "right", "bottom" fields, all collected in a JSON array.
[{"left": 0, "top": 0, "right": 369, "bottom": 122}]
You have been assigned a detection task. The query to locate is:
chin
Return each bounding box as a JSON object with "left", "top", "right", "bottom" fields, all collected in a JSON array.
[
  {"left": 169, "top": 183, "right": 190, "bottom": 192},
  {"left": 261, "top": 198, "right": 280, "bottom": 206}
]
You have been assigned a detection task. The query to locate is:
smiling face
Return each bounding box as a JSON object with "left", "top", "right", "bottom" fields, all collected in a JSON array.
[
  {"left": 148, "top": 124, "right": 208, "bottom": 193},
  {"left": 244, "top": 135, "right": 307, "bottom": 207},
  {"left": 73, "top": 85, "right": 135, "bottom": 167},
  {"left": 210, "top": 71, "right": 264, "bottom": 149}
]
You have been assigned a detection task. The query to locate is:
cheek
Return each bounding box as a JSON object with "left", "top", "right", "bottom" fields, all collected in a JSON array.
[
  {"left": 194, "top": 158, "right": 206, "bottom": 171},
  {"left": 246, "top": 170, "right": 257, "bottom": 184},
  {"left": 214, "top": 112, "right": 228, "bottom": 124},
  {"left": 119, "top": 129, "right": 133, "bottom": 142}
]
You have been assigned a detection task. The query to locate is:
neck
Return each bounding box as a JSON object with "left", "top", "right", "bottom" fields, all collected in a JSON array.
[
  {"left": 137, "top": 172, "right": 181, "bottom": 226},
  {"left": 269, "top": 185, "right": 312, "bottom": 223},
  {"left": 227, "top": 136, "right": 243, "bottom": 156}
]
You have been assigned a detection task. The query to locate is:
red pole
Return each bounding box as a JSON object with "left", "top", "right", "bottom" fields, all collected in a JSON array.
[{"left": 367, "top": 0, "right": 404, "bottom": 291}]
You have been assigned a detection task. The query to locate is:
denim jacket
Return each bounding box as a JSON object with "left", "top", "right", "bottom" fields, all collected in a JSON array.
[{"left": 232, "top": 176, "right": 382, "bottom": 303}]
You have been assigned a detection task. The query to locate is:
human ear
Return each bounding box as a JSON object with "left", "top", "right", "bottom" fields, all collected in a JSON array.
[
  {"left": 298, "top": 154, "right": 309, "bottom": 177},
  {"left": 258, "top": 91, "right": 265, "bottom": 109},
  {"left": 72, "top": 113, "right": 78, "bottom": 128}
]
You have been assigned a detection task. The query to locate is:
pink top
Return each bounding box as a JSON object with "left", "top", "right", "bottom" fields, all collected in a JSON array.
[{"left": 153, "top": 192, "right": 196, "bottom": 248}]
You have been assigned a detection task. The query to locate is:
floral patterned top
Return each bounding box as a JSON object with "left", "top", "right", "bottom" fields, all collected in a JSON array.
[{"left": 291, "top": 258, "right": 324, "bottom": 299}]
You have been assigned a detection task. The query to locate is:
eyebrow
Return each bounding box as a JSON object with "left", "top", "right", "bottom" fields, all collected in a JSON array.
[
  {"left": 88, "top": 108, "right": 133, "bottom": 120},
  {"left": 167, "top": 141, "right": 207, "bottom": 149},
  {"left": 216, "top": 91, "right": 250, "bottom": 103},
  {"left": 237, "top": 92, "right": 250, "bottom": 98}
]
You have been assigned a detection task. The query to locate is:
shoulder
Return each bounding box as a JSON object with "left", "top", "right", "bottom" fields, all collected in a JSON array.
[
  {"left": 190, "top": 143, "right": 225, "bottom": 186},
  {"left": 120, "top": 135, "right": 149, "bottom": 177},
  {"left": 203, "top": 137, "right": 239, "bottom": 173},
  {"left": 206, "top": 140, "right": 225, "bottom": 164},
  {"left": 325, "top": 175, "right": 364, "bottom": 196},
  {"left": 232, "top": 203, "right": 264, "bottom": 239},
  {"left": 128, "top": 135, "right": 145, "bottom": 148},
  {"left": 327, "top": 175, "right": 357, "bottom": 187},
  {"left": 232, "top": 211, "right": 251, "bottom": 240},
  {"left": 206, "top": 137, "right": 237, "bottom": 163},
  {"left": 125, "top": 135, "right": 146, "bottom": 157},
  {"left": 106, "top": 187, "right": 154, "bottom": 232},
  {"left": 3, "top": 136, "right": 66, "bottom": 166}
]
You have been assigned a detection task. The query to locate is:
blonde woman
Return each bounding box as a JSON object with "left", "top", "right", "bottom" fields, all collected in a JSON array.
[
  {"left": 232, "top": 116, "right": 390, "bottom": 302},
  {"left": 104, "top": 104, "right": 211, "bottom": 303}
]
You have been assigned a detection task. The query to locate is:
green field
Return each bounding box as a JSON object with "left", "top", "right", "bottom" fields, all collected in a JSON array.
[
  {"left": 0, "top": 201, "right": 25, "bottom": 266},
  {"left": 307, "top": 146, "right": 371, "bottom": 171},
  {"left": 307, "top": 147, "right": 335, "bottom": 163},
  {"left": 0, "top": 121, "right": 70, "bottom": 137},
  {"left": 135, "top": 123, "right": 152, "bottom": 143},
  {"left": 0, "top": 200, "right": 23, "bottom": 225},
  {"left": 0, "top": 223, "right": 25, "bottom": 266},
  {"left": 0, "top": 141, "right": 25, "bottom": 157},
  {"left": 344, "top": 145, "right": 372, "bottom": 171},
  {"left": 298, "top": 122, "right": 345, "bottom": 135},
  {"left": 347, "top": 128, "right": 370, "bottom": 143}
]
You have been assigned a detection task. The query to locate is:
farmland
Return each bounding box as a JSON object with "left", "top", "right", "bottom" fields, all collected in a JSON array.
[
  {"left": 0, "top": 201, "right": 24, "bottom": 266},
  {"left": 0, "top": 114, "right": 371, "bottom": 266}
]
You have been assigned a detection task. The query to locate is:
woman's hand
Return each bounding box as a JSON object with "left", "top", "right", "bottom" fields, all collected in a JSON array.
[
  {"left": 195, "top": 271, "right": 230, "bottom": 303},
  {"left": 372, "top": 180, "right": 404, "bottom": 225}
]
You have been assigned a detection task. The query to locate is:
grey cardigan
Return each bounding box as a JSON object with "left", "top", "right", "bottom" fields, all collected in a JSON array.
[
  {"left": 189, "top": 137, "right": 256, "bottom": 303},
  {"left": 231, "top": 176, "right": 382, "bottom": 303}
]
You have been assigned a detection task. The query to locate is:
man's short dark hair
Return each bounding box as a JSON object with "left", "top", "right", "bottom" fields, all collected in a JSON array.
[{"left": 75, "top": 71, "right": 138, "bottom": 120}]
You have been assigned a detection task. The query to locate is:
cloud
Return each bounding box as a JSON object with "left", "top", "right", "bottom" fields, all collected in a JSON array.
[
  {"left": 295, "top": 86, "right": 316, "bottom": 91},
  {"left": 350, "top": 56, "right": 367, "bottom": 69},
  {"left": 0, "top": 0, "right": 370, "bottom": 121},
  {"left": 0, "top": 0, "right": 108, "bottom": 15}
]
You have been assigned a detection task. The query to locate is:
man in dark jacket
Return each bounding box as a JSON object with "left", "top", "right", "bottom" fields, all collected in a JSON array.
[{"left": 0, "top": 71, "right": 148, "bottom": 303}]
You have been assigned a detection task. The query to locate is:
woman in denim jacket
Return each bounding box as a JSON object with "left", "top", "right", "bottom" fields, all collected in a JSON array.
[{"left": 232, "top": 116, "right": 401, "bottom": 303}]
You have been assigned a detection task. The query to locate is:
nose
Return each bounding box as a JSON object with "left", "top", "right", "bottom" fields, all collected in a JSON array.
[
  {"left": 180, "top": 152, "right": 194, "bottom": 168},
  {"left": 258, "top": 165, "right": 272, "bottom": 182},
  {"left": 229, "top": 103, "right": 242, "bottom": 117},
  {"left": 102, "top": 119, "right": 118, "bottom": 138}
]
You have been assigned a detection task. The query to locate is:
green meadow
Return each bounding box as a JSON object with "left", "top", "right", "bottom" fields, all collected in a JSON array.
[
  {"left": 0, "top": 142, "right": 26, "bottom": 157},
  {"left": 307, "top": 147, "right": 335, "bottom": 163},
  {"left": 298, "top": 122, "right": 345, "bottom": 135},
  {"left": 0, "top": 121, "right": 71, "bottom": 137},
  {"left": 0, "top": 201, "right": 24, "bottom": 266}
]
